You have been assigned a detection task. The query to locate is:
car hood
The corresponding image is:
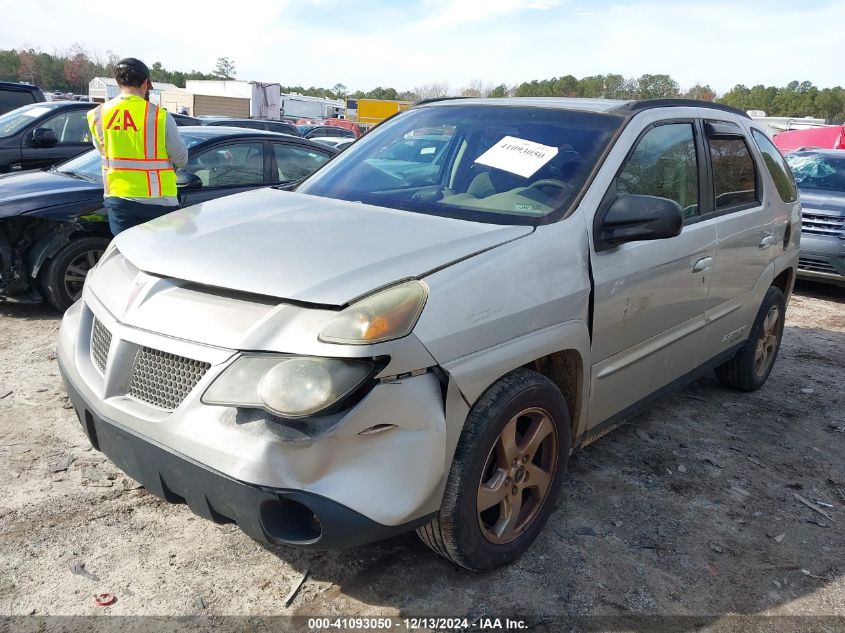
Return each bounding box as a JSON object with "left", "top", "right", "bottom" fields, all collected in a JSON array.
[
  {"left": 799, "top": 190, "right": 845, "bottom": 215},
  {"left": 116, "top": 188, "right": 533, "bottom": 306},
  {"left": 0, "top": 169, "right": 102, "bottom": 218}
]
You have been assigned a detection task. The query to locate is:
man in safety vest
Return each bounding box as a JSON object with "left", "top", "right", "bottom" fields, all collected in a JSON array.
[{"left": 87, "top": 58, "right": 188, "bottom": 235}]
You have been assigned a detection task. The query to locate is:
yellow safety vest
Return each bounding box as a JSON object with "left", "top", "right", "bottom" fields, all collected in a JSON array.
[{"left": 87, "top": 95, "right": 177, "bottom": 199}]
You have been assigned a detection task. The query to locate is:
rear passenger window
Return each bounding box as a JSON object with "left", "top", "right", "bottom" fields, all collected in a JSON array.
[
  {"left": 617, "top": 123, "right": 699, "bottom": 218},
  {"left": 708, "top": 136, "right": 758, "bottom": 210},
  {"left": 751, "top": 129, "right": 798, "bottom": 203}
]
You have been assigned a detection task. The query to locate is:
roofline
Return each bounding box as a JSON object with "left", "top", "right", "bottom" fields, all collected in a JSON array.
[
  {"left": 413, "top": 96, "right": 471, "bottom": 107},
  {"left": 410, "top": 96, "right": 750, "bottom": 119},
  {"left": 610, "top": 99, "right": 749, "bottom": 119}
]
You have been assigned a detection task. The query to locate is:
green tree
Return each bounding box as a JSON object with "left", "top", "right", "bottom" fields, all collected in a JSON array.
[
  {"left": 635, "top": 74, "right": 679, "bottom": 99},
  {"left": 683, "top": 84, "right": 716, "bottom": 102},
  {"left": 745, "top": 84, "right": 777, "bottom": 114},
  {"left": 213, "top": 57, "right": 236, "bottom": 80},
  {"left": 603, "top": 74, "right": 630, "bottom": 99},
  {"left": 577, "top": 75, "right": 606, "bottom": 98},
  {"left": 489, "top": 83, "right": 509, "bottom": 98},
  {"left": 0, "top": 49, "right": 20, "bottom": 81},
  {"left": 719, "top": 84, "right": 752, "bottom": 111},
  {"left": 815, "top": 87, "right": 845, "bottom": 121}
]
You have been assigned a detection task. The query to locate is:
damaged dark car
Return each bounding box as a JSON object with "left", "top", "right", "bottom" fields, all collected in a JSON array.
[{"left": 0, "top": 126, "right": 337, "bottom": 311}]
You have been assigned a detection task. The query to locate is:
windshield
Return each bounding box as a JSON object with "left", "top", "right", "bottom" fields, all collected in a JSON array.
[
  {"left": 55, "top": 132, "right": 210, "bottom": 182},
  {"left": 0, "top": 103, "right": 56, "bottom": 138},
  {"left": 785, "top": 153, "right": 845, "bottom": 192},
  {"left": 297, "top": 105, "right": 622, "bottom": 224},
  {"left": 55, "top": 149, "right": 102, "bottom": 181}
]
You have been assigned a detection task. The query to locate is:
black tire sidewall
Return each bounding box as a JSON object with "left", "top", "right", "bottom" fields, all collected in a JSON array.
[
  {"left": 41, "top": 236, "right": 111, "bottom": 312},
  {"left": 739, "top": 286, "right": 787, "bottom": 390},
  {"left": 446, "top": 370, "right": 570, "bottom": 570}
]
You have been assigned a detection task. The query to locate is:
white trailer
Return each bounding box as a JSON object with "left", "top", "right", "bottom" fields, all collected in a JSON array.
[
  {"left": 88, "top": 77, "right": 176, "bottom": 105},
  {"left": 747, "top": 110, "right": 828, "bottom": 138},
  {"left": 280, "top": 93, "right": 345, "bottom": 120},
  {"left": 185, "top": 80, "right": 281, "bottom": 120}
]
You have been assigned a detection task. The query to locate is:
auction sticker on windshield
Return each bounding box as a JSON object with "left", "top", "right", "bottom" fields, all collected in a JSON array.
[{"left": 474, "top": 135, "right": 559, "bottom": 178}]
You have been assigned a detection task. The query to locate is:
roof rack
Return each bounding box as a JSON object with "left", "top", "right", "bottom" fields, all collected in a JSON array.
[
  {"left": 612, "top": 99, "right": 749, "bottom": 119},
  {"left": 413, "top": 96, "right": 471, "bottom": 107}
]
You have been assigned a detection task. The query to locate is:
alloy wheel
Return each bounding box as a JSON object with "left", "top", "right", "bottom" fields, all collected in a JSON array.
[
  {"left": 64, "top": 248, "right": 103, "bottom": 302},
  {"left": 753, "top": 305, "right": 781, "bottom": 378},
  {"left": 477, "top": 407, "right": 558, "bottom": 544}
]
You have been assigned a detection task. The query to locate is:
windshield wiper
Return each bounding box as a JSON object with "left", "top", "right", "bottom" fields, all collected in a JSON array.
[
  {"left": 271, "top": 178, "right": 304, "bottom": 191},
  {"left": 55, "top": 169, "right": 82, "bottom": 179},
  {"left": 58, "top": 170, "right": 97, "bottom": 182}
]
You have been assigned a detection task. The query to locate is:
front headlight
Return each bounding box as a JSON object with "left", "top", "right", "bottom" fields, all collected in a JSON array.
[
  {"left": 202, "top": 355, "right": 373, "bottom": 418},
  {"left": 319, "top": 280, "right": 428, "bottom": 345}
]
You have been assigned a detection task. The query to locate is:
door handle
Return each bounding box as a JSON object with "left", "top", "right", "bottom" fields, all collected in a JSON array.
[
  {"left": 759, "top": 232, "right": 774, "bottom": 249},
  {"left": 692, "top": 256, "right": 713, "bottom": 273}
]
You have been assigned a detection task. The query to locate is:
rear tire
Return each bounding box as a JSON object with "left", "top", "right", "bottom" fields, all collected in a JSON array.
[
  {"left": 715, "top": 286, "right": 786, "bottom": 391},
  {"left": 417, "top": 368, "right": 570, "bottom": 570},
  {"left": 40, "top": 236, "right": 111, "bottom": 312}
]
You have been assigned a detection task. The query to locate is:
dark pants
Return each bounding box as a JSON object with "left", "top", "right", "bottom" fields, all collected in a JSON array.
[{"left": 104, "top": 197, "right": 179, "bottom": 236}]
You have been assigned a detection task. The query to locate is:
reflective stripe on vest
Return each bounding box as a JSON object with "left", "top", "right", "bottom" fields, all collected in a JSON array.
[{"left": 87, "top": 95, "right": 177, "bottom": 199}]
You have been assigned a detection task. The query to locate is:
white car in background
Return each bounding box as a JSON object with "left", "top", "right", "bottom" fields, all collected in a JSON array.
[{"left": 309, "top": 136, "right": 355, "bottom": 150}]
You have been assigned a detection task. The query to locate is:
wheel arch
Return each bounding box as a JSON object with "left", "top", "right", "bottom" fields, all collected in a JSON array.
[
  {"left": 523, "top": 349, "right": 584, "bottom": 447},
  {"left": 28, "top": 224, "right": 111, "bottom": 279},
  {"left": 440, "top": 319, "right": 591, "bottom": 459},
  {"left": 772, "top": 266, "right": 794, "bottom": 300}
]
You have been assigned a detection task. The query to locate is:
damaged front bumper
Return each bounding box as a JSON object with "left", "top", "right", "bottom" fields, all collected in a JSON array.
[{"left": 57, "top": 294, "right": 450, "bottom": 548}]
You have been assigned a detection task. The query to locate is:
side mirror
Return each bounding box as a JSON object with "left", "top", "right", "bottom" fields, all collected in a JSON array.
[
  {"left": 175, "top": 169, "right": 202, "bottom": 190},
  {"left": 30, "top": 127, "right": 59, "bottom": 148},
  {"left": 597, "top": 194, "right": 683, "bottom": 251}
]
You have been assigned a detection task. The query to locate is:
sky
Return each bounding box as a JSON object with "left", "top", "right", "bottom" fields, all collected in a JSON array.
[{"left": 1, "top": 0, "right": 843, "bottom": 94}]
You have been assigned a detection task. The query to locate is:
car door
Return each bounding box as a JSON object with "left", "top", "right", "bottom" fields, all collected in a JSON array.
[
  {"left": 270, "top": 141, "right": 333, "bottom": 185},
  {"left": 588, "top": 118, "right": 717, "bottom": 427},
  {"left": 180, "top": 140, "right": 268, "bottom": 206},
  {"left": 699, "top": 117, "right": 777, "bottom": 360},
  {"left": 19, "top": 108, "right": 91, "bottom": 170}
]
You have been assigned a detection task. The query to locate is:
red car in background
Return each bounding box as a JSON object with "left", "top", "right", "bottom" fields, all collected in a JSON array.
[{"left": 774, "top": 124, "right": 845, "bottom": 152}]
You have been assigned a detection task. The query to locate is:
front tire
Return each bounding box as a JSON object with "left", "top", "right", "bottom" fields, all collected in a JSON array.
[
  {"left": 417, "top": 369, "right": 570, "bottom": 570},
  {"left": 40, "top": 236, "right": 111, "bottom": 312},
  {"left": 715, "top": 286, "right": 786, "bottom": 391}
]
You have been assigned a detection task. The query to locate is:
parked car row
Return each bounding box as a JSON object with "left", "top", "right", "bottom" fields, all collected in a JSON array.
[
  {"left": 195, "top": 115, "right": 359, "bottom": 140},
  {"left": 0, "top": 126, "right": 337, "bottom": 310},
  {"left": 0, "top": 102, "right": 203, "bottom": 174}
]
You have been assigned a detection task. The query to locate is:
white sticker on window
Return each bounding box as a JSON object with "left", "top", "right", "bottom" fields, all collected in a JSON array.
[
  {"left": 23, "top": 106, "right": 52, "bottom": 118},
  {"left": 420, "top": 146, "right": 436, "bottom": 155},
  {"left": 474, "top": 135, "right": 558, "bottom": 178}
]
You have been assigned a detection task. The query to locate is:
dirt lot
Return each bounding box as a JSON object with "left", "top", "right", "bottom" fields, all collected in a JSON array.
[{"left": 0, "top": 281, "right": 843, "bottom": 631}]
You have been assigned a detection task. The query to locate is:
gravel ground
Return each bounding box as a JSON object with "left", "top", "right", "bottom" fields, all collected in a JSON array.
[{"left": 0, "top": 281, "right": 843, "bottom": 631}]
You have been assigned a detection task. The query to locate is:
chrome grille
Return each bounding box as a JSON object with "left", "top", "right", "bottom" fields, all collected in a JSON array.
[
  {"left": 90, "top": 318, "right": 112, "bottom": 374},
  {"left": 799, "top": 256, "right": 837, "bottom": 274},
  {"left": 127, "top": 347, "right": 210, "bottom": 411},
  {"left": 801, "top": 212, "right": 845, "bottom": 237}
]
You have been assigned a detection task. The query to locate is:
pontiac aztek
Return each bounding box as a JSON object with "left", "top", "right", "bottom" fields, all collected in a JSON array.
[{"left": 58, "top": 98, "right": 800, "bottom": 570}]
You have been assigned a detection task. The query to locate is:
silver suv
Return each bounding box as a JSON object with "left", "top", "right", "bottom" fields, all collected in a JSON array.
[{"left": 58, "top": 98, "right": 800, "bottom": 570}]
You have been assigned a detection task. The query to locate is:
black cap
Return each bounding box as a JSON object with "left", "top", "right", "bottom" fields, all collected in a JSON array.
[{"left": 115, "top": 58, "right": 150, "bottom": 80}]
